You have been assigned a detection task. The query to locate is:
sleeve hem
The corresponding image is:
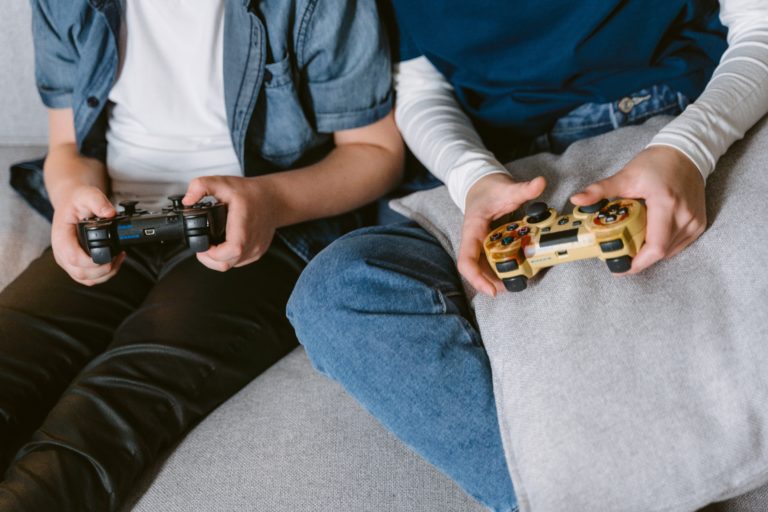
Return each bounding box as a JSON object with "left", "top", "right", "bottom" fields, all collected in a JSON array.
[
  {"left": 315, "top": 94, "right": 393, "bottom": 133},
  {"left": 39, "top": 91, "right": 73, "bottom": 109}
]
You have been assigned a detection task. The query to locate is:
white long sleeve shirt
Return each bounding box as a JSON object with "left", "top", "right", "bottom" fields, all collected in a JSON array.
[{"left": 394, "top": 0, "right": 768, "bottom": 212}]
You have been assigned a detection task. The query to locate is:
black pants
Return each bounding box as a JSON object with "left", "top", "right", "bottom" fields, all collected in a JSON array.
[{"left": 0, "top": 241, "right": 303, "bottom": 511}]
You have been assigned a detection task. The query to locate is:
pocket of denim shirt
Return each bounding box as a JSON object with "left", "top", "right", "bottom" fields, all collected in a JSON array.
[{"left": 256, "top": 55, "right": 315, "bottom": 161}]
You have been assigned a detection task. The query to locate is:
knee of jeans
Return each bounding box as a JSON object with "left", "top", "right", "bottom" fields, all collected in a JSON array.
[{"left": 287, "top": 233, "right": 374, "bottom": 372}]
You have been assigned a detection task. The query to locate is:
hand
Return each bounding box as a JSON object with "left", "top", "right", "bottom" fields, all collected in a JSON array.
[
  {"left": 570, "top": 145, "right": 706, "bottom": 274},
  {"left": 51, "top": 186, "right": 125, "bottom": 286},
  {"left": 458, "top": 173, "right": 547, "bottom": 296},
  {"left": 183, "top": 176, "right": 279, "bottom": 272}
]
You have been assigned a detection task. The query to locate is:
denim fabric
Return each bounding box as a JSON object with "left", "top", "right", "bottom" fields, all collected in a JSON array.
[
  {"left": 20, "top": 0, "right": 393, "bottom": 261},
  {"left": 291, "top": 85, "right": 689, "bottom": 510},
  {"left": 533, "top": 84, "right": 690, "bottom": 155},
  {"left": 287, "top": 223, "right": 518, "bottom": 512}
]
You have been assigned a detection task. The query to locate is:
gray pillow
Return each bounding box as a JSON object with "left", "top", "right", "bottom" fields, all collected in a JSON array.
[{"left": 390, "top": 115, "right": 768, "bottom": 512}]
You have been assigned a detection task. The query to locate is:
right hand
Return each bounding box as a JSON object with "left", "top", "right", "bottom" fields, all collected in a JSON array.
[
  {"left": 458, "top": 173, "right": 547, "bottom": 297},
  {"left": 51, "top": 186, "right": 125, "bottom": 286}
]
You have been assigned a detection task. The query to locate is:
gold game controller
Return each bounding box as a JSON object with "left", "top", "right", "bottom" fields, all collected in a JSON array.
[{"left": 483, "top": 198, "right": 646, "bottom": 292}]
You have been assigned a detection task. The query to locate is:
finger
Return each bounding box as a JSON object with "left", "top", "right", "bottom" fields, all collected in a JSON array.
[
  {"left": 570, "top": 176, "right": 622, "bottom": 206},
  {"left": 627, "top": 202, "right": 676, "bottom": 274},
  {"left": 478, "top": 256, "right": 507, "bottom": 294},
  {"left": 666, "top": 221, "right": 706, "bottom": 260},
  {"left": 71, "top": 189, "right": 115, "bottom": 222},
  {"left": 196, "top": 251, "right": 234, "bottom": 272},
  {"left": 457, "top": 218, "right": 498, "bottom": 297},
  {"left": 183, "top": 177, "right": 218, "bottom": 206},
  {"left": 67, "top": 252, "right": 125, "bottom": 285},
  {"left": 504, "top": 176, "right": 547, "bottom": 208},
  {"left": 54, "top": 224, "right": 105, "bottom": 270}
]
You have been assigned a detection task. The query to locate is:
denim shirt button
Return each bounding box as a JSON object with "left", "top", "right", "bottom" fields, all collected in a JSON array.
[
  {"left": 87, "top": 96, "right": 100, "bottom": 108},
  {"left": 617, "top": 97, "right": 634, "bottom": 114},
  {"left": 263, "top": 69, "right": 273, "bottom": 84}
]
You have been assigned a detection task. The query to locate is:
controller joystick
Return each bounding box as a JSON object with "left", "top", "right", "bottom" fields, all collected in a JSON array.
[
  {"left": 168, "top": 194, "right": 185, "bottom": 211},
  {"left": 483, "top": 197, "right": 646, "bottom": 291},
  {"left": 525, "top": 202, "right": 552, "bottom": 223},
  {"left": 577, "top": 199, "right": 609, "bottom": 214},
  {"left": 77, "top": 197, "right": 228, "bottom": 264},
  {"left": 119, "top": 200, "right": 139, "bottom": 216}
]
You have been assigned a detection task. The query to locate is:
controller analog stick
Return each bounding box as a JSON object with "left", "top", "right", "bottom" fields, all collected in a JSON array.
[
  {"left": 577, "top": 199, "right": 609, "bottom": 214},
  {"left": 119, "top": 200, "right": 139, "bottom": 216},
  {"left": 168, "top": 194, "right": 185, "bottom": 211},
  {"left": 525, "top": 202, "right": 551, "bottom": 223}
]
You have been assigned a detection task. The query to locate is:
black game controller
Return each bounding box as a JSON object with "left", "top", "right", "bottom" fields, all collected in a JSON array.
[{"left": 77, "top": 195, "right": 228, "bottom": 264}]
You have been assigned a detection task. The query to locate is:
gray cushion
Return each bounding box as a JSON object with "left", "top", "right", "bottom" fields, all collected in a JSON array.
[
  {"left": 0, "top": 3, "right": 48, "bottom": 144},
  {"left": 0, "top": 146, "right": 50, "bottom": 290},
  {"left": 127, "top": 348, "right": 485, "bottom": 512},
  {"left": 391, "top": 115, "right": 768, "bottom": 512}
]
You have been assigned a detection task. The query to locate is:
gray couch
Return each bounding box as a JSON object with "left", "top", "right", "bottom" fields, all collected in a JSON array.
[{"left": 2, "top": 4, "right": 766, "bottom": 511}]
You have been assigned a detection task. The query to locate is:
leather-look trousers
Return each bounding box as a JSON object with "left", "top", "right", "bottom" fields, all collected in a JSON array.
[{"left": 0, "top": 241, "right": 302, "bottom": 511}]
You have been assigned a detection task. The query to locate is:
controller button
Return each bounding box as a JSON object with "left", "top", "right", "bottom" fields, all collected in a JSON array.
[
  {"left": 599, "top": 239, "right": 624, "bottom": 252},
  {"left": 606, "top": 256, "right": 632, "bottom": 273},
  {"left": 577, "top": 199, "right": 609, "bottom": 214},
  {"left": 604, "top": 215, "right": 617, "bottom": 223},
  {"left": 518, "top": 227, "right": 530, "bottom": 236},
  {"left": 90, "top": 247, "right": 112, "bottom": 265},
  {"left": 501, "top": 236, "right": 515, "bottom": 246},
  {"left": 86, "top": 228, "right": 110, "bottom": 241},
  {"left": 573, "top": 220, "right": 582, "bottom": 226},
  {"left": 542, "top": 227, "right": 551, "bottom": 233},
  {"left": 558, "top": 217, "right": 569, "bottom": 225},
  {"left": 506, "top": 223, "right": 519, "bottom": 232},
  {"left": 618, "top": 207, "right": 628, "bottom": 216},
  {"left": 490, "top": 233, "right": 502, "bottom": 242},
  {"left": 187, "top": 235, "right": 211, "bottom": 252},
  {"left": 185, "top": 216, "right": 208, "bottom": 229},
  {"left": 495, "top": 260, "right": 519, "bottom": 273},
  {"left": 503, "top": 276, "right": 528, "bottom": 292}
]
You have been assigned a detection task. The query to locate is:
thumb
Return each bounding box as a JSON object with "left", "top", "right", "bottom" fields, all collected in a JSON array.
[
  {"left": 183, "top": 177, "right": 214, "bottom": 206},
  {"left": 75, "top": 188, "right": 115, "bottom": 219},
  {"left": 571, "top": 177, "right": 621, "bottom": 206}
]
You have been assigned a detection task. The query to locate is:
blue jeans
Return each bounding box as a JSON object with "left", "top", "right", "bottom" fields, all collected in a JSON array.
[{"left": 286, "top": 85, "right": 687, "bottom": 512}]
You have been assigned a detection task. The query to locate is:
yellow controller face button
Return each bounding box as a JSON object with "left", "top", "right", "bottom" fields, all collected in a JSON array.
[{"left": 483, "top": 198, "right": 647, "bottom": 292}]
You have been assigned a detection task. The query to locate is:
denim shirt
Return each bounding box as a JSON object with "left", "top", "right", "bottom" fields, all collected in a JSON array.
[{"left": 21, "top": 0, "right": 393, "bottom": 261}]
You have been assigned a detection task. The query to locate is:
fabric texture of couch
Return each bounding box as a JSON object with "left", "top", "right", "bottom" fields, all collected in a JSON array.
[
  {"left": 391, "top": 116, "right": 768, "bottom": 512},
  {"left": 3, "top": 3, "right": 768, "bottom": 511}
]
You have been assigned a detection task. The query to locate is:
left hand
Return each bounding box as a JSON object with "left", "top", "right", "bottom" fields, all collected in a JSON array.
[
  {"left": 570, "top": 145, "right": 706, "bottom": 274},
  {"left": 183, "top": 176, "right": 279, "bottom": 271}
]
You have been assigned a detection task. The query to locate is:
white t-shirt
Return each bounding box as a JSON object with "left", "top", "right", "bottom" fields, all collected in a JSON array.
[{"left": 106, "top": 0, "right": 242, "bottom": 211}]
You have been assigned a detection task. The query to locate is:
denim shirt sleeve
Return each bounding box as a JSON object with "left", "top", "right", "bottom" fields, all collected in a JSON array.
[
  {"left": 300, "top": 0, "right": 393, "bottom": 133},
  {"left": 29, "top": 0, "right": 78, "bottom": 109}
]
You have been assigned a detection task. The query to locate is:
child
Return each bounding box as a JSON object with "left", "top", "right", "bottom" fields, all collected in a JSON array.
[
  {"left": 288, "top": 0, "right": 768, "bottom": 510},
  {"left": 0, "top": 0, "right": 403, "bottom": 510}
]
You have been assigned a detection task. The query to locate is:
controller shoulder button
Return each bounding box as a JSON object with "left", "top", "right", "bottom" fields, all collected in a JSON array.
[{"left": 599, "top": 239, "right": 625, "bottom": 252}]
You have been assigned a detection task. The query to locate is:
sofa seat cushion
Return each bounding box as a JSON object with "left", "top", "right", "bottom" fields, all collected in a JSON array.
[{"left": 391, "top": 116, "right": 768, "bottom": 512}]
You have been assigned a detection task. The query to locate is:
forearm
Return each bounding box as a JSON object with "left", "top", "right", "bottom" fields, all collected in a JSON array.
[
  {"left": 395, "top": 57, "right": 509, "bottom": 212},
  {"left": 44, "top": 143, "right": 108, "bottom": 209},
  {"left": 648, "top": 0, "right": 768, "bottom": 179},
  {"left": 44, "top": 109, "right": 109, "bottom": 210},
  {"left": 260, "top": 140, "right": 403, "bottom": 228}
]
